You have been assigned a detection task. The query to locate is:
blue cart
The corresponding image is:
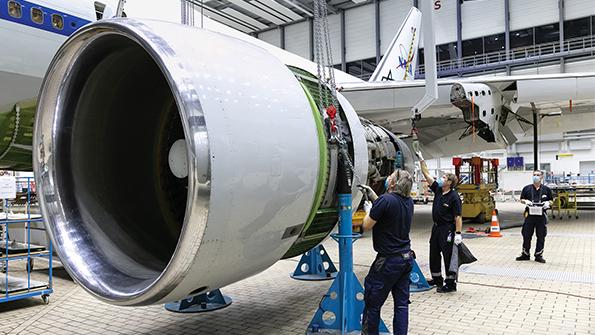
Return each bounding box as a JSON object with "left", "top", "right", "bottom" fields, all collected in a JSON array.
[{"left": 0, "top": 177, "right": 52, "bottom": 304}]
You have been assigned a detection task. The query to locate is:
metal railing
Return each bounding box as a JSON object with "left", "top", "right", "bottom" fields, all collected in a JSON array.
[
  {"left": 546, "top": 174, "right": 595, "bottom": 185},
  {"left": 416, "top": 34, "right": 595, "bottom": 77}
]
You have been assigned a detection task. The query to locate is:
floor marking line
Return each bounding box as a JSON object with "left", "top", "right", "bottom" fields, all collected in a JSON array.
[
  {"left": 458, "top": 281, "right": 595, "bottom": 301},
  {"left": 9, "top": 286, "right": 81, "bottom": 335}
]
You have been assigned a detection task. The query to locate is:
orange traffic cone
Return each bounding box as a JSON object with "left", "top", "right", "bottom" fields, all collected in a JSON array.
[{"left": 488, "top": 210, "right": 502, "bottom": 237}]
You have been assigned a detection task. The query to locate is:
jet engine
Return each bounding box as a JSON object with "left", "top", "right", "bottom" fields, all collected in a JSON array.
[{"left": 34, "top": 19, "right": 411, "bottom": 306}]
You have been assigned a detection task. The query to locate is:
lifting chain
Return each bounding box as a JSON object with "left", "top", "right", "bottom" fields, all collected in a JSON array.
[
  {"left": 313, "top": 0, "right": 363, "bottom": 188},
  {"left": 313, "top": 0, "right": 341, "bottom": 142},
  {"left": 313, "top": 0, "right": 338, "bottom": 111}
]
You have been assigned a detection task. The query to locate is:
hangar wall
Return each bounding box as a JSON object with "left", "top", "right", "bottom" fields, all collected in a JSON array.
[
  {"left": 513, "top": 138, "right": 595, "bottom": 177},
  {"left": 510, "top": 0, "right": 559, "bottom": 31},
  {"left": 417, "top": 0, "right": 458, "bottom": 48},
  {"left": 259, "top": 27, "right": 281, "bottom": 47},
  {"left": 285, "top": 21, "right": 310, "bottom": 59},
  {"left": 258, "top": 0, "right": 595, "bottom": 58},
  {"left": 461, "top": 0, "right": 505, "bottom": 40},
  {"left": 255, "top": 0, "right": 595, "bottom": 79},
  {"left": 566, "top": 0, "right": 595, "bottom": 20},
  {"left": 327, "top": 13, "right": 342, "bottom": 64},
  {"left": 345, "top": 4, "right": 375, "bottom": 63},
  {"left": 379, "top": 0, "right": 410, "bottom": 54}
]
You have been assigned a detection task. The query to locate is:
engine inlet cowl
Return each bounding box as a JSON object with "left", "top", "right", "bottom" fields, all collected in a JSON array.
[{"left": 34, "top": 18, "right": 345, "bottom": 306}]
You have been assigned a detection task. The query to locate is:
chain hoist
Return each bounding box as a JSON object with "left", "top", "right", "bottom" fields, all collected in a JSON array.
[{"left": 313, "top": 0, "right": 363, "bottom": 187}]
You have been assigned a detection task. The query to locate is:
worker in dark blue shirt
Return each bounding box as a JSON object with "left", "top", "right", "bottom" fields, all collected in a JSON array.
[
  {"left": 356, "top": 169, "right": 414, "bottom": 335},
  {"left": 418, "top": 154, "right": 463, "bottom": 293},
  {"left": 516, "top": 170, "right": 553, "bottom": 263}
]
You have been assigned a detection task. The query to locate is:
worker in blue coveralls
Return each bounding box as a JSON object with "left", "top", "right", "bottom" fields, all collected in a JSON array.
[
  {"left": 356, "top": 169, "right": 414, "bottom": 335},
  {"left": 417, "top": 153, "right": 463, "bottom": 293},
  {"left": 516, "top": 170, "right": 553, "bottom": 263}
]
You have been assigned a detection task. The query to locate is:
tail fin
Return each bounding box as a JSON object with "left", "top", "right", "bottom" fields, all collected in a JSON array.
[{"left": 369, "top": 7, "right": 422, "bottom": 82}]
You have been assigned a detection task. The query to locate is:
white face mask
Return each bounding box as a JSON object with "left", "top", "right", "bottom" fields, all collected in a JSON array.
[{"left": 532, "top": 175, "right": 541, "bottom": 183}]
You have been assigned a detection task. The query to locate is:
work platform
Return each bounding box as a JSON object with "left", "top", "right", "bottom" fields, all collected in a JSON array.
[{"left": 549, "top": 184, "right": 595, "bottom": 210}]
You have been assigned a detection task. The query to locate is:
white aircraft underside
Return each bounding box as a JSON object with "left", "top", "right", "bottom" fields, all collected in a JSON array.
[
  {"left": 0, "top": 21, "right": 62, "bottom": 112},
  {"left": 340, "top": 74, "right": 595, "bottom": 157}
]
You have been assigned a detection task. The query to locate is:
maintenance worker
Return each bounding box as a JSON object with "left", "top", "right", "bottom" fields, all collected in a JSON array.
[
  {"left": 516, "top": 170, "right": 553, "bottom": 263},
  {"left": 356, "top": 170, "right": 414, "bottom": 335},
  {"left": 415, "top": 150, "right": 463, "bottom": 293}
]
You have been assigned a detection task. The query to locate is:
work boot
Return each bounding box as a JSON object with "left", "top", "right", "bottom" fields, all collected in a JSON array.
[
  {"left": 534, "top": 255, "right": 546, "bottom": 263},
  {"left": 515, "top": 254, "right": 530, "bottom": 261},
  {"left": 437, "top": 284, "right": 457, "bottom": 293},
  {"left": 428, "top": 277, "right": 443, "bottom": 287}
]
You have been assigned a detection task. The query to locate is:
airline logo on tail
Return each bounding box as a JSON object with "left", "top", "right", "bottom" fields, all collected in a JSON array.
[
  {"left": 369, "top": 7, "right": 422, "bottom": 82},
  {"left": 395, "top": 26, "right": 417, "bottom": 80}
]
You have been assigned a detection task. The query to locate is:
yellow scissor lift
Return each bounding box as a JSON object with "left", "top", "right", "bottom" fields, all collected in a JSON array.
[
  {"left": 551, "top": 187, "right": 578, "bottom": 220},
  {"left": 453, "top": 157, "right": 499, "bottom": 223}
]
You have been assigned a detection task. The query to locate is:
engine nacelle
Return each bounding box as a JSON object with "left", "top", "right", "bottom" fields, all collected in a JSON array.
[{"left": 34, "top": 19, "right": 410, "bottom": 306}]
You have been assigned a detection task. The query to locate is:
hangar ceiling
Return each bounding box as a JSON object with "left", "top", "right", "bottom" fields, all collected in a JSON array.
[{"left": 185, "top": 0, "right": 373, "bottom": 33}]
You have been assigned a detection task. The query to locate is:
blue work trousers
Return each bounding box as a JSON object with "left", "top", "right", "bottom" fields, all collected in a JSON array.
[
  {"left": 429, "top": 223, "right": 456, "bottom": 286},
  {"left": 522, "top": 216, "right": 547, "bottom": 256},
  {"left": 362, "top": 254, "right": 413, "bottom": 335}
]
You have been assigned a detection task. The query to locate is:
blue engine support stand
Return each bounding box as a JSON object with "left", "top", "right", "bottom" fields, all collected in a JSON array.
[
  {"left": 291, "top": 244, "right": 338, "bottom": 281},
  {"left": 164, "top": 289, "right": 232, "bottom": 313},
  {"left": 409, "top": 260, "right": 433, "bottom": 292},
  {"left": 307, "top": 193, "right": 389, "bottom": 334}
]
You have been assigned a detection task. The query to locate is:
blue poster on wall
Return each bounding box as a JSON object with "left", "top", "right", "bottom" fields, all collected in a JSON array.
[{"left": 507, "top": 157, "right": 524, "bottom": 170}]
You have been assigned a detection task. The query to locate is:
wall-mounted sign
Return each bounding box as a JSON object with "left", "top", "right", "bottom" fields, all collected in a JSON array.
[{"left": 0, "top": 176, "right": 16, "bottom": 199}]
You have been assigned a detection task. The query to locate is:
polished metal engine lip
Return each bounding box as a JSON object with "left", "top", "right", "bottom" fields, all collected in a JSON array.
[{"left": 33, "top": 18, "right": 210, "bottom": 306}]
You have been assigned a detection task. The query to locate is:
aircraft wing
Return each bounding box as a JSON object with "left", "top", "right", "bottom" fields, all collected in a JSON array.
[{"left": 339, "top": 72, "right": 595, "bottom": 157}]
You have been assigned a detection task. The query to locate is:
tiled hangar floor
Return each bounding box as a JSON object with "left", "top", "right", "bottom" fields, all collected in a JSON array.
[{"left": 0, "top": 202, "right": 593, "bottom": 335}]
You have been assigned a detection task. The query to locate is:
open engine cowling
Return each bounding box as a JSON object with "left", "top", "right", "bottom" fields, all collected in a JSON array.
[{"left": 34, "top": 18, "right": 409, "bottom": 306}]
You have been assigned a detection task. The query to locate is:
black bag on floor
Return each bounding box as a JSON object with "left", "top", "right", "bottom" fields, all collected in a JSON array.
[{"left": 448, "top": 242, "right": 477, "bottom": 274}]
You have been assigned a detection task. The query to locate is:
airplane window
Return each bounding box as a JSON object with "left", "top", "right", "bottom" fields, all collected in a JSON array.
[
  {"left": 481, "top": 91, "right": 486, "bottom": 96},
  {"left": 8, "top": 1, "right": 22, "bottom": 18},
  {"left": 51, "top": 14, "right": 64, "bottom": 30},
  {"left": 488, "top": 90, "right": 492, "bottom": 95},
  {"left": 468, "top": 92, "right": 472, "bottom": 97},
  {"left": 483, "top": 110, "right": 486, "bottom": 117},
  {"left": 31, "top": 7, "right": 43, "bottom": 24},
  {"left": 474, "top": 91, "right": 479, "bottom": 96},
  {"left": 491, "top": 108, "right": 494, "bottom": 114}
]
